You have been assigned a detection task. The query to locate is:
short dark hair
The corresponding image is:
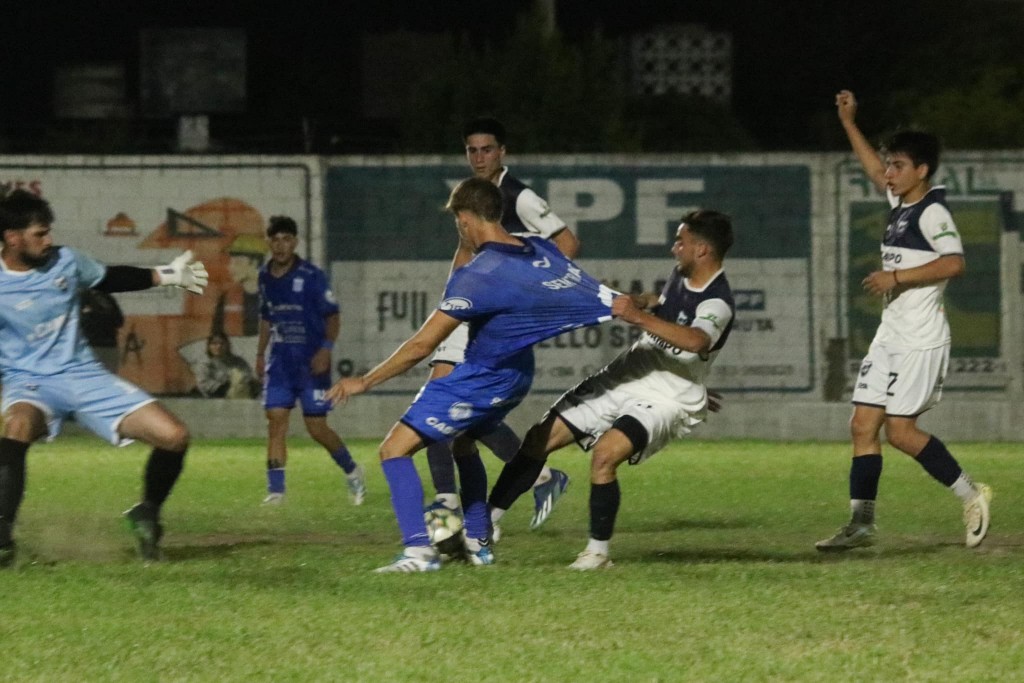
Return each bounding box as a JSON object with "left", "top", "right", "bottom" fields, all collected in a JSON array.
[
  {"left": 0, "top": 189, "right": 54, "bottom": 234},
  {"left": 882, "top": 130, "right": 940, "bottom": 179},
  {"left": 446, "top": 177, "right": 503, "bottom": 222},
  {"left": 267, "top": 215, "right": 298, "bottom": 238},
  {"left": 682, "top": 209, "right": 734, "bottom": 259},
  {"left": 462, "top": 117, "right": 507, "bottom": 146}
]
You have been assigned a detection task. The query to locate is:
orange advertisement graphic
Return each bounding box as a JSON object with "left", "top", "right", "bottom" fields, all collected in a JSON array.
[{"left": 115, "top": 197, "right": 266, "bottom": 395}]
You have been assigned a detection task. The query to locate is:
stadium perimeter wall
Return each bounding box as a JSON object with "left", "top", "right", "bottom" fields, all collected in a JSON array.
[{"left": 2, "top": 152, "right": 1022, "bottom": 441}]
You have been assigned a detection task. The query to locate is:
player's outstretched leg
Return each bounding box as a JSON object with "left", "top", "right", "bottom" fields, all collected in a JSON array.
[
  {"left": 816, "top": 453, "right": 881, "bottom": 552},
  {"left": 124, "top": 446, "right": 186, "bottom": 561},
  {"left": 377, "top": 456, "right": 441, "bottom": 573},
  {"left": 123, "top": 501, "right": 164, "bottom": 561},
  {"left": 569, "top": 479, "right": 619, "bottom": 570},
  {"left": 531, "top": 468, "right": 570, "bottom": 530},
  {"left": 0, "top": 437, "right": 29, "bottom": 568}
]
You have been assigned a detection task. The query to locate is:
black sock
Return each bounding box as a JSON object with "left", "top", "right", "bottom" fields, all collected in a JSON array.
[
  {"left": 0, "top": 438, "right": 29, "bottom": 526},
  {"left": 478, "top": 422, "right": 522, "bottom": 464},
  {"left": 489, "top": 452, "right": 545, "bottom": 510},
  {"left": 849, "top": 454, "right": 883, "bottom": 500},
  {"left": 914, "top": 436, "right": 961, "bottom": 487},
  {"left": 426, "top": 440, "right": 458, "bottom": 495},
  {"left": 144, "top": 448, "right": 186, "bottom": 510},
  {"left": 590, "top": 481, "right": 621, "bottom": 541}
]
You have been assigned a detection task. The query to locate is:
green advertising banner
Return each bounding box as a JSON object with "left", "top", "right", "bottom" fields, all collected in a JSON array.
[{"left": 326, "top": 161, "right": 815, "bottom": 393}]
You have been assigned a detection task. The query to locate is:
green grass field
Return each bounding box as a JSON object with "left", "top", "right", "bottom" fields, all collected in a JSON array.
[{"left": 2, "top": 437, "right": 1023, "bottom": 681}]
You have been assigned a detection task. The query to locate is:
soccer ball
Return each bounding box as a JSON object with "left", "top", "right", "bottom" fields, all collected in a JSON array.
[{"left": 425, "top": 505, "right": 465, "bottom": 557}]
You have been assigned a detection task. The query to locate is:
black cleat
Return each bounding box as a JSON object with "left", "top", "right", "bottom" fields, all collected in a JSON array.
[
  {"left": 0, "top": 542, "right": 15, "bottom": 568},
  {"left": 123, "top": 503, "right": 164, "bottom": 562},
  {"left": 0, "top": 520, "right": 15, "bottom": 568}
]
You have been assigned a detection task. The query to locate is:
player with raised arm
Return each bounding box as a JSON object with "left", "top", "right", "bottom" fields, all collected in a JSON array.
[
  {"left": 816, "top": 90, "right": 990, "bottom": 552},
  {"left": 423, "top": 117, "right": 580, "bottom": 533},
  {"left": 488, "top": 210, "right": 735, "bottom": 569},
  {"left": 0, "top": 189, "right": 209, "bottom": 565},
  {"left": 326, "top": 177, "right": 614, "bottom": 573},
  {"left": 255, "top": 216, "right": 365, "bottom": 506}
]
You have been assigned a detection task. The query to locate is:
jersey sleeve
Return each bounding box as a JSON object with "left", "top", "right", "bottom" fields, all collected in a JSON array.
[
  {"left": 515, "top": 188, "right": 567, "bottom": 240},
  {"left": 69, "top": 247, "right": 107, "bottom": 287},
  {"left": 258, "top": 272, "right": 271, "bottom": 320},
  {"left": 313, "top": 268, "right": 341, "bottom": 317},
  {"left": 919, "top": 203, "right": 964, "bottom": 256},
  {"left": 691, "top": 298, "right": 734, "bottom": 348},
  {"left": 438, "top": 269, "right": 503, "bottom": 322}
]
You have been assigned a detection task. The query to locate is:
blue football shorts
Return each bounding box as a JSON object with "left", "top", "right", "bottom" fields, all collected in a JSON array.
[
  {"left": 401, "top": 362, "right": 532, "bottom": 445},
  {"left": 1, "top": 363, "right": 156, "bottom": 445},
  {"left": 263, "top": 354, "right": 332, "bottom": 416}
]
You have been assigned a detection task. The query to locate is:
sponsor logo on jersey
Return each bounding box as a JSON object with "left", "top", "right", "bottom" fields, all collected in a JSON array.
[
  {"left": 325, "top": 289, "right": 337, "bottom": 303},
  {"left": 698, "top": 313, "right": 722, "bottom": 330},
  {"left": 440, "top": 297, "right": 473, "bottom": 311},
  {"left": 293, "top": 278, "right": 305, "bottom": 293},
  {"left": 448, "top": 402, "right": 473, "bottom": 420},
  {"left": 532, "top": 256, "right": 551, "bottom": 268},
  {"left": 676, "top": 311, "right": 690, "bottom": 325},
  {"left": 54, "top": 276, "right": 68, "bottom": 291},
  {"left": 859, "top": 360, "right": 873, "bottom": 377}
]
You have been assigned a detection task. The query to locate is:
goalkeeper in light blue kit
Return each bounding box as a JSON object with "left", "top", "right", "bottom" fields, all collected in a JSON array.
[
  {"left": 327, "top": 177, "right": 616, "bottom": 573},
  {"left": 0, "top": 190, "right": 209, "bottom": 567}
]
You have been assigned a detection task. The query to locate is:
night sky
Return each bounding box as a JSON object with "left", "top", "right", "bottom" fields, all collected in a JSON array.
[{"left": 2, "top": 0, "right": 1021, "bottom": 150}]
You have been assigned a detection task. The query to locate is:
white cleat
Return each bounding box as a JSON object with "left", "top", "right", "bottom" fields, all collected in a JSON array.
[
  {"left": 261, "top": 492, "right": 285, "bottom": 506},
  {"left": 963, "top": 483, "right": 992, "bottom": 549},
  {"left": 569, "top": 550, "right": 613, "bottom": 571},
  {"left": 346, "top": 465, "right": 367, "bottom": 506},
  {"left": 814, "top": 523, "right": 876, "bottom": 551},
  {"left": 374, "top": 549, "right": 441, "bottom": 573}
]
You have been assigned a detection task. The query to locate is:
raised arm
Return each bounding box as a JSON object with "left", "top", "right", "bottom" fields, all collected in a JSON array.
[
  {"left": 326, "top": 310, "right": 462, "bottom": 404},
  {"left": 94, "top": 250, "right": 209, "bottom": 295},
  {"left": 836, "top": 90, "right": 887, "bottom": 194}
]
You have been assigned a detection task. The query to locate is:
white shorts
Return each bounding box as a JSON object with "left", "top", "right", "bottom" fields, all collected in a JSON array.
[
  {"left": 851, "top": 342, "right": 949, "bottom": 417},
  {"left": 552, "top": 371, "right": 706, "bottom": 465},
  {"left": 431, "top": 322, "right": 469, "bottom": 366}
]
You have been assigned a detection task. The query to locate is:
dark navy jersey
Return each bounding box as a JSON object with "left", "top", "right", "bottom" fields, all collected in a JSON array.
[
  {"left": 258, "top": 257, "right": 340, "bottom": 361},
  {"left": 653, "top": 266, "right": 735, "bottom": 354},
  {"left": 439, "top": 237, "right": 614, "bottom": 372}
]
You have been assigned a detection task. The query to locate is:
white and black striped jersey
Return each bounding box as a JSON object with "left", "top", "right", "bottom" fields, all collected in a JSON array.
[
  {"left": 877, "top": 186, "right": 963, "bottom": 350},
  {"left": 496, "top": 167, "right": 567, "bottom": 240},
  {"left": 602, "top": 267, "right": 735, "bottom": 407}
]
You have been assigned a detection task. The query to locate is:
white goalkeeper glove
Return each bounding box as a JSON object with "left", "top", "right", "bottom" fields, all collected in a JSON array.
[{"left": 156, "top": 250, "right": 209, "bottom": 295}]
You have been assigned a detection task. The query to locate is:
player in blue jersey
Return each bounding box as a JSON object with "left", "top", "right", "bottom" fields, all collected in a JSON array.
[
  {"left": 326, "top": 177, "right": 614, "bottom": 572},
  {"left": 488, "top": 210, "right": 735, "bottom": 569},
  {"left": 816, "top": 90, "right": 990, "bottom": 552},
  {"left": 0, "top": 189, "right": 209, "bottom": 566},
  {"left": 254, "top": 216, "right": 365, "bottom": 506},
  {"left": 424, "top": 117, "right": 579, "bottom": 533}
]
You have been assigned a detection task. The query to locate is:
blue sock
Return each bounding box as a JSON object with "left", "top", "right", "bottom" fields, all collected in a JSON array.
[
  {"left": 267, "top": 468, "right": 285, "bottom": 494},
  {"left": 381, "top": 458, "right": 430, "bottom": 547},
  {"left": 330, "top": 446, "right": 356, "bottom": 474},
  {"left": 454, "top": 448, "right": 489, "bottom": 540}
]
